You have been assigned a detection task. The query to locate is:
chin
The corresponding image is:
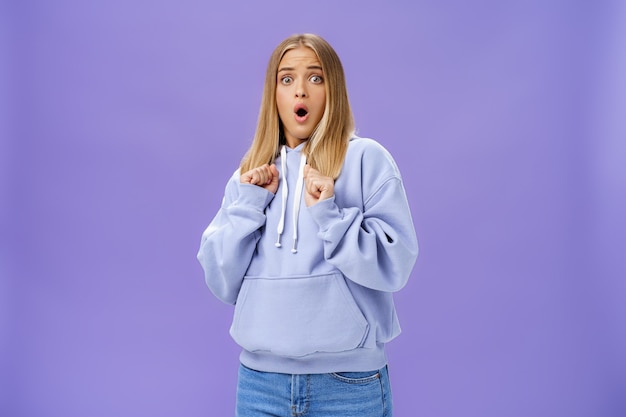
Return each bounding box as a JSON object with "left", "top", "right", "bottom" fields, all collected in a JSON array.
[{"left": 292, "top": 131, "right": 312, "bottom": 141}]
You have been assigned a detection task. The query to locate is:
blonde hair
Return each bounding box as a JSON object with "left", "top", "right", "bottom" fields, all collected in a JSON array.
[{"left": 240, "top": 33, "right": 355, "bottom": 179}]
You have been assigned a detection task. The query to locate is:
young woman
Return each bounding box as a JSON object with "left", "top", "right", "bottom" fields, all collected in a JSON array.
[{"left": 197, "top": 33, "right": 418, "bottom": 417}]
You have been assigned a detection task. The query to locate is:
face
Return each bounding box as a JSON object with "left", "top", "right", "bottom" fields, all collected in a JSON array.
[{"left": 276, "top": 46, "right": 326, "bottom": 148}]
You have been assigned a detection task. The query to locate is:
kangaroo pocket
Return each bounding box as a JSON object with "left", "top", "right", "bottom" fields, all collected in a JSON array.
[{"left": 230, "top": 272, "right": 370, "bottom": 358}]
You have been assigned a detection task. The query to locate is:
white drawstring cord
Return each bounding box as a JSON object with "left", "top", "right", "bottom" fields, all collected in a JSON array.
[
  {"left": 291, "top": 153, "right": 307, "bottom": 253},
  {"left": 274, "top": 146, "right": 307, "bottom": 253},
  {"left": 275, "top": 146, "right": 288, "bottom": 247}
]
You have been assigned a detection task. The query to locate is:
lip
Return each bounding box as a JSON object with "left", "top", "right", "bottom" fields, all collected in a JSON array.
[{"left": 293, "top": 103, "right": 309, "bottom": 123}]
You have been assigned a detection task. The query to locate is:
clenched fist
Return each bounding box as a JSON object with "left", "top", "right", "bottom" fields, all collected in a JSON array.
[
  {"left": 241, "top": 164, "right": 280, "bottom": 194},
  {"left": 304, "top": 165, "right": 334, "bottom": 207}
]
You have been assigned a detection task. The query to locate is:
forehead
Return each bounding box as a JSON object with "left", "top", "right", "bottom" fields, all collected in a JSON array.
[{"left": 278, "top": 46, "right": 321, "bottom": 68}]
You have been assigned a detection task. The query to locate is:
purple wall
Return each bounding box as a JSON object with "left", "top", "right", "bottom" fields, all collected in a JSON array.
[{"left": 2, "top": 0, "right": 625, "bottom": 416}]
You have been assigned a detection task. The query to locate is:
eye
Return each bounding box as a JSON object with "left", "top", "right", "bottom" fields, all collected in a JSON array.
[
  {"left": 310, "top": 75, "right": 323, "bottom": 84},
  {"left": 281, "top": 76, "right": 293, "bottom": 85}
]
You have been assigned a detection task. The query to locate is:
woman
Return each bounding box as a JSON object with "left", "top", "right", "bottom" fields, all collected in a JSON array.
[{"left": 198, "top": 33, "right": 418, "bottom": 417}]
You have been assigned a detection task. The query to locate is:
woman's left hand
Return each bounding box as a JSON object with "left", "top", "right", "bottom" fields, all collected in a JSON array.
[{"left": 303, "top": 165, "right": 334, "bottom": 207}]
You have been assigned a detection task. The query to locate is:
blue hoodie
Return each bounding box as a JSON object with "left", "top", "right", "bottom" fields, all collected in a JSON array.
[{"left": 197, "top": 137, "right": 418, "bottom": 374}]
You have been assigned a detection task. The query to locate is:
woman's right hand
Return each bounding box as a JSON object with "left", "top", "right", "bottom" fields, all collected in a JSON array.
[{"left": 240, "top": 164, "right": 280, "bottom": 194}]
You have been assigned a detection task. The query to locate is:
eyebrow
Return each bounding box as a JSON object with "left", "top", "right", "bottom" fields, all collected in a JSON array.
[{"left": 278, "top": 65, "right": 323, "bottom": 73}]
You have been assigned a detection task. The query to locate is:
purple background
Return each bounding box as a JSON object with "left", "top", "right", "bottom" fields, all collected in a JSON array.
[{"left": 2, "top": 0, "right": 626, "bottom": 416}]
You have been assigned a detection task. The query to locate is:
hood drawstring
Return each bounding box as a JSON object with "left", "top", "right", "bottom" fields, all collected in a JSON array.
[
  {"left": 275, "top": 146, "right": 288, "bottom": 248},
  {"left": 274, "top": 145, "right": 307, "bottom": 254},
  {"left": 291, "top": 151, "right": 306, "bottom": 253}
]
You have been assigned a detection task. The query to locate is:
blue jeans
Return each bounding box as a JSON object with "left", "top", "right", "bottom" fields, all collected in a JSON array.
[{"left": 236, "top": 363, "right": 393, "bottom": 417}]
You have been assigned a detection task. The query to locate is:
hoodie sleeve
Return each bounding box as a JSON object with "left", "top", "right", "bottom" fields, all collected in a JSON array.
[
  {"left": 197, "top": 172, "right": 275, "bottom": 304},
  {"left": 306, "top": 149, "right": 418, "bottom": 293}
]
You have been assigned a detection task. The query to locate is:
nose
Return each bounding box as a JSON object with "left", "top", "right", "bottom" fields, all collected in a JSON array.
[{"left": 295, "top": 80, "right": 307, "bottom": 98}]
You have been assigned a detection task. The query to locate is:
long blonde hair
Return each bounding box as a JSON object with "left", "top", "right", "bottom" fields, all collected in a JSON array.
[{"left": 240, "top": 34, "right": 355, "bottom": 180}]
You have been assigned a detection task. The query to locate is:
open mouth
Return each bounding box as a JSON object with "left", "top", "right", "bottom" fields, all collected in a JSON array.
[{"left": 294, "top": 103, "right": 309, "bottom": 120}]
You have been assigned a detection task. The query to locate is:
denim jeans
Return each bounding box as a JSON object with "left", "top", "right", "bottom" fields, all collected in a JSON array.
[{"left": 236, "top": 363, "right": 393, "bottom": 417}]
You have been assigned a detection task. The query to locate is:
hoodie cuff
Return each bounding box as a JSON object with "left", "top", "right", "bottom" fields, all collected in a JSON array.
[
  {"left": 307, "top": 196, "right": 342, "bottom": 232},
  {"left": 237, "top": 183, "right": 275, "bottom": 210}
]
